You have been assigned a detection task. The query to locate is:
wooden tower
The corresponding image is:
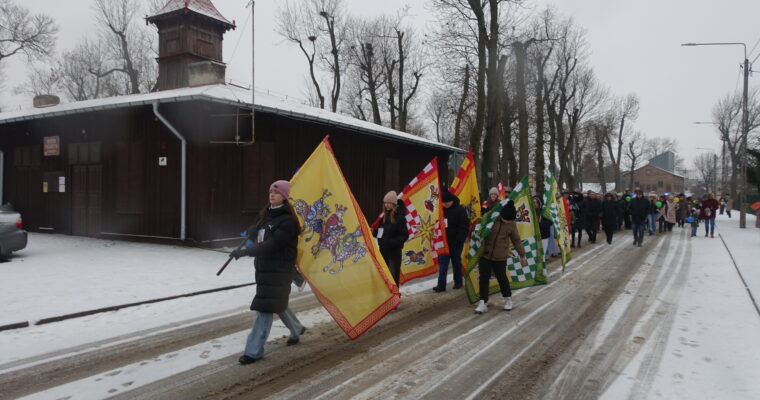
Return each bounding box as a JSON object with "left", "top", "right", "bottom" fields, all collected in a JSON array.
[{"left": 147, "top": 0, "right": 236, "bottom": 91}]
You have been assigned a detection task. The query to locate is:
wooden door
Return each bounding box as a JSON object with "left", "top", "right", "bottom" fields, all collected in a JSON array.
[
  {"left": 71, "top": 165, "right": 102, "bottom": 237},
  {"left": 87, "top": 165, "right": 102, "bottom": 236},
  {"left": 72, "top": 166, "right": 88, "bottom": 236}
]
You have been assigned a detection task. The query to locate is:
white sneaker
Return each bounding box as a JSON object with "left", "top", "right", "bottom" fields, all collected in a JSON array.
[
  {"left": 503, "top": 297, "right": 513, "bottom": 311},
  {"left": 474, "top": 300, "right": 488, "bottom": 314}
]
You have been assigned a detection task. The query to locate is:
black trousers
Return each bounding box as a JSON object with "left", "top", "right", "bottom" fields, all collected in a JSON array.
[
  {"left": 603, "top": 224, "right": 616, "bottom": 244},
  {"left": 478, "top": 257, "right": 511, "bottom": 302},
  {"left": 586, "top": 218, "right": 599, "bottom": 242},
  {"left": 572, "top": 226, "right": 583, "bottom": 246},
  {"left": 381, "top": 248, "right": 402, "bottom": 286}
]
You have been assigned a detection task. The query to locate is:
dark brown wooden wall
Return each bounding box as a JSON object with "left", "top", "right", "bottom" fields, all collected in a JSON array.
[{"left": 0, "top": 100, "right": 453, "bottom": 244}]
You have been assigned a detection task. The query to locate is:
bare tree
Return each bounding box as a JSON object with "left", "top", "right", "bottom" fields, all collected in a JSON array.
[
  {"left": 694, "top": 152, "right": 718, "bottom": 193},
  {"left": 92, "top": 0, "right": 156, "bottom": 94},
  {"left": 712, "top": 89, "right": 760, "bottom": 200},
  {"left": 0, "top": 0, "right": 58, "bottom": 65},
  {"left": 603, "top": 93, "right": 639, "bottom": 189},
  {"left": 345, "top": 16, "right": 387, "bottom": 125},
  {"left": 426, "top": 86, "right": 456, "bottom": 143},
  {"left": 624, "top": 130, "right": 646, "bottom": 189},
  {"left": 14, "top": 64, "right": 59, "bottom": 96},
  {"left": 276, "top": 0, "right": 346, "bottom": 112}
]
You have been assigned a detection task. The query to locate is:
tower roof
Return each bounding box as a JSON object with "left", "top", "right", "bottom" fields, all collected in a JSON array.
[{"left": 148, "top": 0, "right": 235, "bottom": 30}]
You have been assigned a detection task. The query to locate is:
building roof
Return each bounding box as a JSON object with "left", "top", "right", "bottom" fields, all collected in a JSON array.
[
  {"left": 0, "top": 84, "right": 461, "bottom": 153},
  {"left": 148, "top": 0, "right": 235, "bottom": 29},
  {"left": 623, "top": 163, "right": 685, "bottom": 179}
]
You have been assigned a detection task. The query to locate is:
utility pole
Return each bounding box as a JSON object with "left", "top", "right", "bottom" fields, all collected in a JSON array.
[
  {"left": 682, "top": 42, "right": 750, "bottom": 228},
  {"left": 739, "top": 57, "right": 749, "bottom": 228}
]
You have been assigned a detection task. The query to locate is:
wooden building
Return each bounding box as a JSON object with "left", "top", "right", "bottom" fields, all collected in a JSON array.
[{"left": 0, "top": 1, "right": 460, "bottom": 245}]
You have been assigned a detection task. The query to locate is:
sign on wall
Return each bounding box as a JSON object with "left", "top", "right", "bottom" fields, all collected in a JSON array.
[{"left": 43, "top": 136, "right": 60, "bottom": 156}]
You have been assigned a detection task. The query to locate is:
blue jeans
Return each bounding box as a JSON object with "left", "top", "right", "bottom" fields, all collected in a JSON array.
[
  {"left": 647, "top": 214, "right": 657, "bottom": 233},
  {"left": 244, "top": 308, "right": 303, "bottom": 359},
  {"left": 691, "top": 224, "right": 698, "bottom": 236},
  {"left": 438, "top": 242, "right": 464, "bottom": 288},
  {"left": 704, "top": 218, "right": 715, "bottom": 236},
  {"left": 631, "top": 221, "right": 645, "bottom": 244}
]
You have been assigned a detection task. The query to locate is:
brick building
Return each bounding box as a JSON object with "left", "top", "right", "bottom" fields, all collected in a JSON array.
[{"left": 622, "top": 164, "right": 685, "bottom": 195}]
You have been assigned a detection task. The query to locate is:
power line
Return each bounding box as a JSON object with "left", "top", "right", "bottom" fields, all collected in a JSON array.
[
  {"left": 228, "top": 9, "right": 252, "bottom": 64},
  {"left": 749, "top": 36, "right": 760, "bottom": 59}
]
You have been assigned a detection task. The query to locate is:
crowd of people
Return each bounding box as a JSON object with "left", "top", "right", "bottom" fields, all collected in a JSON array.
[
  {"left": 566, "top": 189, "right": 725, "bottom": 247},
  {"left": 228, "top": 177, "right": 735, "bottom": 364}
]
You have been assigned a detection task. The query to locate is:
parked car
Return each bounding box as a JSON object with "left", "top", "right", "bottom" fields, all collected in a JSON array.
[{"left": 0, "top": 210, "right": 27, "bottom": 259}]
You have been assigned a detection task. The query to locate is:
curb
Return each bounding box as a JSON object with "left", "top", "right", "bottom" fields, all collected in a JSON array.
[
  {"left": 718, "top": 233, "right": 760, "bottom": 319},
  {"left": 0, "top": 282, "right": 256, "bottom": 333}
]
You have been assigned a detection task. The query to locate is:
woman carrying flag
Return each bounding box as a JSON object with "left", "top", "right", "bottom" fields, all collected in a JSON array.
[{"left": 230, "top": 180, "right": 306, "bottom": 364}]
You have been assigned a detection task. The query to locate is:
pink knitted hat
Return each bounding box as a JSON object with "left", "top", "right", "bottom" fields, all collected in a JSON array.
[{"left": 270, "top": 180, "right": 291, "bottom": 199}]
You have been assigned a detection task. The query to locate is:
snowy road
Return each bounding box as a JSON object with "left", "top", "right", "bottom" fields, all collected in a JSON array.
[{"left": 1, "top": 219, "right": 759, "bottom": 399}]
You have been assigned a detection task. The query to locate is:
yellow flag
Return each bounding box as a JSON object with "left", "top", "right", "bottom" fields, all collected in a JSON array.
[
  {"left": 291, "top": 137, "right": 399, "bottom": 339},
  {"left": 450, "top": 149, "right": 481, "bottom": 271},
  {"left": 398, "top": 158, "right": 449, "bottom": 284}
]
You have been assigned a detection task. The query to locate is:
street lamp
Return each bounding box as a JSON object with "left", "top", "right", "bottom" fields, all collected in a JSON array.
[{"left": 682, "top": 42, "right": 750, "bottom": 228}]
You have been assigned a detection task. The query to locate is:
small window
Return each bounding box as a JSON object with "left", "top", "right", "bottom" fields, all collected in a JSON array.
[
  {"left": 645, "top": 169, "right": 652, "bottom": 175},
  {"left": 658, "top": 181, "right": 664, "bottom": 188}
]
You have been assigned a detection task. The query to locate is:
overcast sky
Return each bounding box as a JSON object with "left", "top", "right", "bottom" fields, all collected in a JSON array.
[{"left": 2, "top": 0, "right": 759, "bottom": 167}]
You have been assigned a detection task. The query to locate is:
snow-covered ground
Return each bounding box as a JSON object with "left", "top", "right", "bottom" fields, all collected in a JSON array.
[
  {"left": 0, "top": 233, "right": 254, "bottom": 326},
  {"left": 603, "top": 212, "right": 760, "bottom": 399}
]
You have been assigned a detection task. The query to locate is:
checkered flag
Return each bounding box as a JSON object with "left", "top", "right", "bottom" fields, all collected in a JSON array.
[{"left": 507, "top": 237, "right": 539, "bottom": 282}]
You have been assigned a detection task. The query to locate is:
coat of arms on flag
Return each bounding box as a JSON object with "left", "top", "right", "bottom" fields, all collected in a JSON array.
[
  {"left": 464, "top": 175, "right": 547, "bottom": 304},
  {"left": 449, "top": 148, "right": 481, "bottom": 272},
  {"left": 290, "top": 137, "right": 399, "bottom": 339},
  {"left": 397, "top": 158, "right": 449, "bottom": 284}
]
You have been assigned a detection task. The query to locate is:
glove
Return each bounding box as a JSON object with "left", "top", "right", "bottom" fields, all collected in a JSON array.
[{"left": 230, "top": 248, "right": 247, "bottom": 260}]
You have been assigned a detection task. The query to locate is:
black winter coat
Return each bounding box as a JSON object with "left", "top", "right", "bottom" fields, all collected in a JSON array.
[
  {"left": 242, "top": 206, "right": 298, "bottom": 314},
  {"left": 629, "top": 196, "right": 651, "bottom": 223},
  {"left": 601, "top": 199, "right": 619, "bottom": 226},
  {"left": 444, "top": 196, "right": 469, "bottom": 247},
  {"left": 539, "top": 217, "right": 553, "bottom": 239},
  {"left": 570, "top": 196, "right": 586, "bottom": 229},
  {"left": 377, "top": 200, "right": 409, "bottom": 253},
  {"left": 585, "top": 198, "right": 602, "bottom": 222}
]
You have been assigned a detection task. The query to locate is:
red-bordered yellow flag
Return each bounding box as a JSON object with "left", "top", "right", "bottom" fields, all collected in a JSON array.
[
  {"left": 397, "top": 158, "right": 450, "bottom": 284},
  {"left": 450, "top": 149, "right": 481, "bottom": 271},
  {"left": 291, "top": 137, "right": 399, "bottom": 339}
]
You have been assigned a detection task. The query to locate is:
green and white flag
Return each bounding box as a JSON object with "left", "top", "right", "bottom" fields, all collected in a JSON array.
[
  {"left": 464, "top": 175, "right": 546, "bottom": 304},
  {"left": 543, "top": 169, "right": 572, "bottom": 270}
]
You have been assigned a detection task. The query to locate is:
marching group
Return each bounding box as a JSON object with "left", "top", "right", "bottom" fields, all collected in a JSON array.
[
  {"left": 566, "top": 189, "right": 727, "bottom": 248},
  {"left": 227, "top": 177, "right": 733, "bottom": 364}
]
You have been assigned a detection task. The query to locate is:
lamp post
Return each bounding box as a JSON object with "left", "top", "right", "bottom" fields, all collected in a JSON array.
[{"left": 682, "top": 42, "right": 750, "bottom": 228}]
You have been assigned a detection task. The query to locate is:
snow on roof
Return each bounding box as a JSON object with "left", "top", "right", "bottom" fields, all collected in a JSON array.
[
  {"left": 148, "top": 0, "right": 234, "bottom": 28},
  {"left": 0, "top": 84, "right": 461, "bottom": 153}
]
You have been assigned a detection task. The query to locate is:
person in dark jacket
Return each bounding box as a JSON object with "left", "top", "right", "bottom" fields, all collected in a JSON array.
[
  {"left": 534, "top": 197, "right": 554, "bottom": 260},
  {"left": 474, "top": 200, "right": 526, "bottom": 314},
  {"left": 601, "top": 193, "right": 619, "bottom": 244},
  {"left": 375, "top": 191, "right": 409, "bottom": 286},
  {"left": 700, "top": 192, "right": 720, "bottom": 238},
  {"left": 584, "top": 191, "right": 602, "bottom": 244},
  {"left": 570, "top": 192, "right": 586, "bottom": 248},
  {"left": 231, "top": 180, "right": 305, "bottom": 364},
  {"left": 434, "top": 189, "right": 469, "bottom": 292},
  {"left": 629, "top": 189, "right": 650, "bottom": 247}
]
